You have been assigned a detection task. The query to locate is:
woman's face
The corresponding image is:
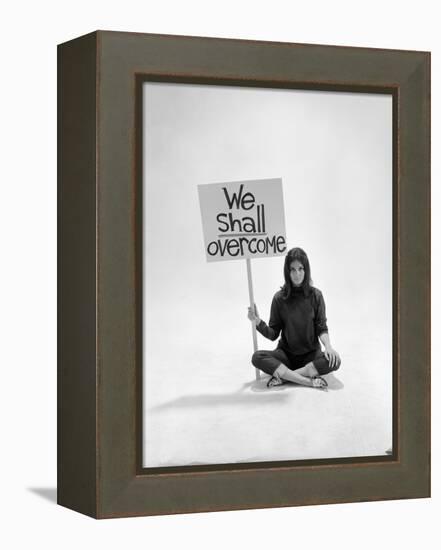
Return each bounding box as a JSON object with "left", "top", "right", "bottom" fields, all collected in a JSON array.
[{"left": 289, "top": 260, "right": 305, "bottom": 287}]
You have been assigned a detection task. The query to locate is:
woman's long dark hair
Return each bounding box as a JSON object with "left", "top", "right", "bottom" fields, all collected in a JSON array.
[{"left": 281, "top": 247, "right": 313, "bottom": 299}]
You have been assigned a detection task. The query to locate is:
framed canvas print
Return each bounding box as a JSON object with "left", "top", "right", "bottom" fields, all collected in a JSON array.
[{"left": 58, "top": 31, "right": 430, "bottom": 518}]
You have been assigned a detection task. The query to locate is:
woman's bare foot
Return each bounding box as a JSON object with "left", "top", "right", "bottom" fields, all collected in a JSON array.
[
  {"left": 267, "top": 374, "right": 285, "bottom": 388},
  {"left": 312, "top": 376, "right": 328, "bottom": 389}
]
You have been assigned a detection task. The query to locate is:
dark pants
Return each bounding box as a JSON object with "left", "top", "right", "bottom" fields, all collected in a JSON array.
[{"left": 251, "top": 347, "right": 340, "bottom": 377}]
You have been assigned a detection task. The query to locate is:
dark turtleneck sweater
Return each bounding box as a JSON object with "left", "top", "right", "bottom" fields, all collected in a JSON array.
[{"left": 256, "top": 286, "right": 328, "bottom": 355}]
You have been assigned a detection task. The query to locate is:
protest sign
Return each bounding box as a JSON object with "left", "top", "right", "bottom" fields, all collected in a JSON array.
[{"left": 198, "top": 178, "right": 286, "bottom": 262}]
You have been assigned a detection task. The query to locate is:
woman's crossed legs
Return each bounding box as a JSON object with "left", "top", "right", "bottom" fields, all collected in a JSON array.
[{"left": 251, "top": 347, "right": 340, "bottom": 388}]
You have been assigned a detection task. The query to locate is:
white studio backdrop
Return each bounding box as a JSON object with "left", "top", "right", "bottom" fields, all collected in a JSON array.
[{"left": 142, "top": 82, "right": 392, "bottom": 467}]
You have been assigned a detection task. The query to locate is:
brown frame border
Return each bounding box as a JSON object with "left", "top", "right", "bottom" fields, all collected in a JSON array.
[{"left": 58, "top": 30, "right": 430, "bottom": 518}]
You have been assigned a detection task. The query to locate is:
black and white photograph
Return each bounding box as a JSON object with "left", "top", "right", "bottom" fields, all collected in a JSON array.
[
  {"left": 2, "top": 0, "right": 436, "bottom": 546},
  {"left": 142, "top": 82, "right": 393, "bottom": 468}
]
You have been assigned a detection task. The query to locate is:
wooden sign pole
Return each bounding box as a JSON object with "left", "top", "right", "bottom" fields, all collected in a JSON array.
[{"left": 246, "top": 258, "right": 260, "bottom": 380}]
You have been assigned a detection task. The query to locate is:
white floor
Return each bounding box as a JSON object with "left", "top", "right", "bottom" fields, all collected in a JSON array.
[{"left": 143, "top": 329, "right": 392, "bottom": 467}]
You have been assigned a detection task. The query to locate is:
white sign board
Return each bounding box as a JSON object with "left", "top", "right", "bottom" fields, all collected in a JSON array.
[{"left": 198, "top": 178, "right": 286, "bottom": 262}]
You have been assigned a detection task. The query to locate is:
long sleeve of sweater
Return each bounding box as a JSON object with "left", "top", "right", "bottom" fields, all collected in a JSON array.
[{"left": 256, "top": 295, "right": 282, "bottom": 341}]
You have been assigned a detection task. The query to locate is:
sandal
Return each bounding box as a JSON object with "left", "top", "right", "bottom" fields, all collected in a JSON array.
[
  {"left": 267, "top": 375, "right": 285, "bottom": 388},
  {"left": 312, "top": 376, "right": 328, "bottom": 389}
]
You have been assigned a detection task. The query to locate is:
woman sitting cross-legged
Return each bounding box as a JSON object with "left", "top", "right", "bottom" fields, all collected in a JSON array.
[{"left": 248, "top": 247, "right": 341, "bottom": 389}]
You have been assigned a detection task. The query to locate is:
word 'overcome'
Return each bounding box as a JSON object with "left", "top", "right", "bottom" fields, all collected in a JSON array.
[{"left": 207, "top": 184, "right": 286, "bottom": 257}]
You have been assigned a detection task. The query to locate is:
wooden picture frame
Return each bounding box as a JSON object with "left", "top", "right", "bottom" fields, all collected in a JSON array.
[{"left": 58, "top": 30, "right": 430, "bottom": 518}]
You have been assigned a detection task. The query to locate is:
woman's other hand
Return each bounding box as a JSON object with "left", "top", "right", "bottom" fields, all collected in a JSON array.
[
  {"left": 324, "top": 347, "right": 341, "bottom": 370},
  {"left": 247, "top": 303, "right": 261, "bottom": 325}
]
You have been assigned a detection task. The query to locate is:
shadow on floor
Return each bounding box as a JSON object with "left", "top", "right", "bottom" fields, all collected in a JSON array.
[
  {"left": 28, "top": 487, "right": 57, "bottom": 504},
  {"left": 150, "top": 388, "right": 291, "bottom": 411},
  {"left": 150, "top": 373, "right": 344, "bottom": 412}
]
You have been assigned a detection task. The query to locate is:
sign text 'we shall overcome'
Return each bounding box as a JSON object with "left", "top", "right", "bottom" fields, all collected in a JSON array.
[{"left": 198, "top": 178, "right": 287, "bottom": 262}]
